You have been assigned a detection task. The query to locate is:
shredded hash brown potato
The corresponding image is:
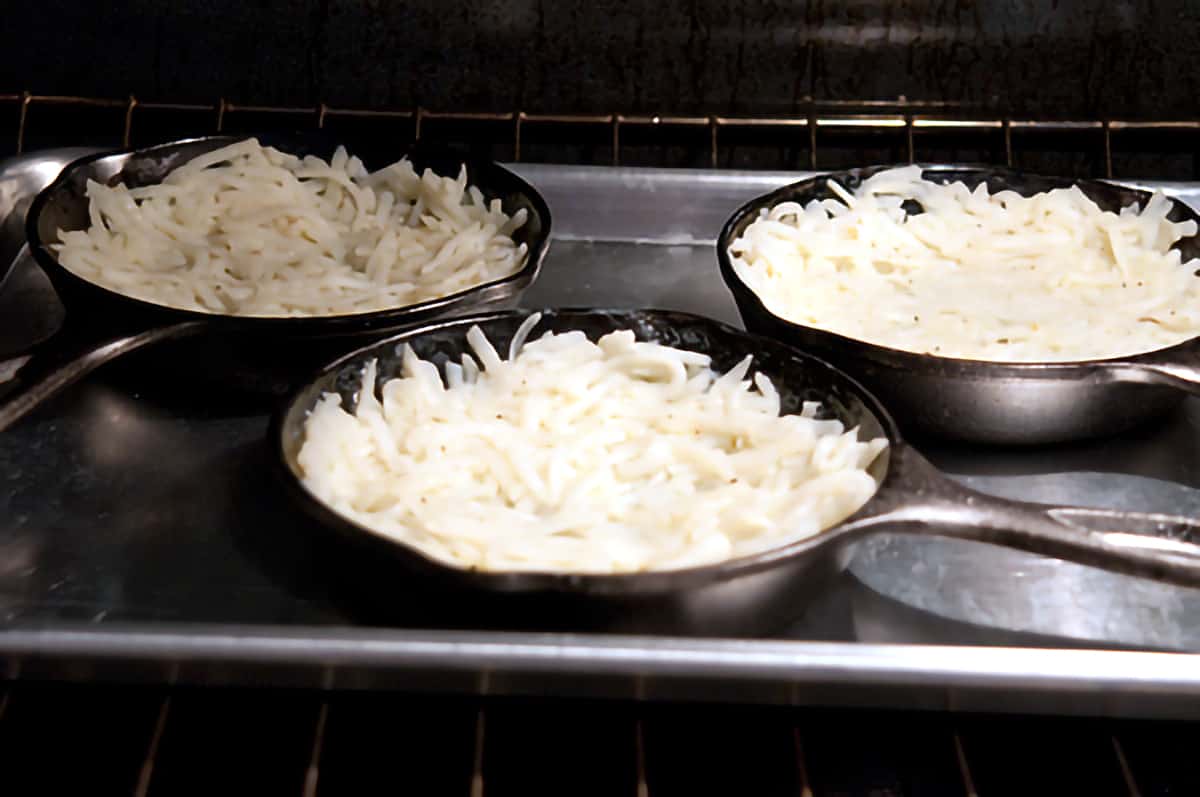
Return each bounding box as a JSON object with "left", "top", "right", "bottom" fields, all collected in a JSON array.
[
  {"left": 728, "top": 165, "right": 1200, "bottom": 361},
  {"left": 297, "top": 315, "right": 887, "bottom": 573},
  {"left": 54, "top": 138, "right": 528, "bottom": 316}
]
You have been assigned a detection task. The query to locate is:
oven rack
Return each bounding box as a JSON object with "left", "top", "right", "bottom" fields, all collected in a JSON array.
[
  {"left": 5, "top": 91, "right": 1200, "bottom": 177},
  {"left": 4, "top": 679, "right": 1198, "bottom": 796}
]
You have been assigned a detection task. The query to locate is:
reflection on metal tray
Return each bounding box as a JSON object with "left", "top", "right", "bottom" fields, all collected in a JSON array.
[
  {"left": 852, "top": 471, "right": 1200, "bottom": 651},
  {"left": 3, "top": 151, "right": 1200, "bottom": 717}
]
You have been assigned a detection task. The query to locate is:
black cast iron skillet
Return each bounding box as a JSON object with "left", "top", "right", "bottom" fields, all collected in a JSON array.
[
  {"left": 2, "top": 132, "right": 551, "bottom": 430},
  {"left": 273, "top": 308, "right": 1200, "bottom": 635},
  {"left": 717, "top": 164, "right": 1200, "bottom": 445}
]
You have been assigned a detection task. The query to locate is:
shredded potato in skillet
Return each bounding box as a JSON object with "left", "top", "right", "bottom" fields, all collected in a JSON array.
[
  {"left": 54, "top": 138, "right": 528, "bottom": 317},
  {"left": 297, "top": 315, "right": 887, "bottom": 573},
  {"left": 728, "top": 165, "right": 1200, "bottom": 361}
]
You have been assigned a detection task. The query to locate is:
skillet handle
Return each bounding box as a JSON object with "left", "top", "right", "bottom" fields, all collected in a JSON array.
[
  {"left": 0, "top": 318, "right": 204, "bottom": 432},
  {"left": 858, "top": 448, "right": 1200, "bottom": 589},
  {"left": 1106, "top": 344, "right": 1200, "bottom": 393}
]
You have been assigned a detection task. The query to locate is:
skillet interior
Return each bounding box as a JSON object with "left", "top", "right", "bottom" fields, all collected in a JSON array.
[
  {"left": 21, "top": 132, "right": 552, "bottom": 402},
  {"left": 717, "top": 164, "right": 1200, "bottom": 443},
  {"left": 272, "top": 308, "right": 896, "bottom": 635}
]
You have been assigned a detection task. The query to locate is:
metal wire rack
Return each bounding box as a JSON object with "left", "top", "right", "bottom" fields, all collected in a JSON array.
[
  {"left": 4, "top": 680, "right": 1198, "bottom": 796},
  {"left": 5, "top": 91, "right": 1200, "bottom": 178}
]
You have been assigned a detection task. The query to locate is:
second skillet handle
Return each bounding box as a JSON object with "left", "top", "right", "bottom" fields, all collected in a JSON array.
[
  {"left": 862, "top": 447, "right": 1200, "bottom": 589},
  {"left": 1109, "top": 342, "right": 1200, "bottom": 393},
  {"left": 0, "top": 318, "right": 205, "bottom": 433}
]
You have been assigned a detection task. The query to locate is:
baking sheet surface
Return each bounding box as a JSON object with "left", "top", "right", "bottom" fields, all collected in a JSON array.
[{"left": 3, "top": 155, "right": 1200, "bottom": 715}]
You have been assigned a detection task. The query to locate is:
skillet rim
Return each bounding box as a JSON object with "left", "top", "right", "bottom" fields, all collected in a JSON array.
[
  {"left": 269, "top": 306, "right": 903, "bottom": 597},
  {"left": 716, "top": 162, "right": 1200, "bottom": 375},
  {"left": 24, "top": 132, "right": 553, "bottom": 332}
]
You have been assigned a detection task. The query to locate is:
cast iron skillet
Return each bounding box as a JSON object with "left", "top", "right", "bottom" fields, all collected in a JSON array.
[
  {"left": 2, "top": 132, "right": 551, "bottom": 430},
  {"left": 273, "top": 308, "right": 1200, "bottom": 635},
  {"left": 717, "top": 164, "right": 1200, "bottom": 445}
]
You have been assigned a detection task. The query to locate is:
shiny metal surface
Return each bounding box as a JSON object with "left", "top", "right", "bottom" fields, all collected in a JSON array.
[
  {"left": 5, "top": 155, "right": 1200, "bottom": 716},
  {"left": 854, "top": 471, "right": 1200, "bottom": 651},
  {"left": 0, "top": 148, "right": 95, "bottom": 359},
  {"left": 9, "top": 627, "right": 1200, "bottom": 719},
  {"left": 0, "top": 148, "right": 97, "bottom": 288}
]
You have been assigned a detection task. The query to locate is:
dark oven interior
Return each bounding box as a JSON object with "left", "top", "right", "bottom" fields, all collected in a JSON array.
[
  {"left": 5, "top": 1, "right": 1200, "bottom": 177},
  {"left": 2, "top": 681, "right": 1199, "bottom": 796}
]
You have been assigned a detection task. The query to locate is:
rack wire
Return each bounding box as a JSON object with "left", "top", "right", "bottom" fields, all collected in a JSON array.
[
  {"left": 1, "top": 680, "right": 1193, "bottom": 796},
  {"left": 6, "top": 91, "right": 1200, "bottom": 178}
]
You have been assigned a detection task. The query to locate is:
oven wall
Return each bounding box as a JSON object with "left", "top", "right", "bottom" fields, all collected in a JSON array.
[{"left": 9, "top": 0, "right": 1194, "bottom": 119}]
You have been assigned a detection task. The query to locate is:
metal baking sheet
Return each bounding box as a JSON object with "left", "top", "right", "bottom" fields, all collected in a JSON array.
[{"left": 4, "top": 153, "right": 1200, "bottom": 718}]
